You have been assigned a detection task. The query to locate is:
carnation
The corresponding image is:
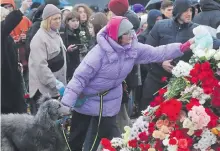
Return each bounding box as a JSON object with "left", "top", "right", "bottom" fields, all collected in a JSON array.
[
  {"left": 194, "top": 129, "right": 217, "bottom": 150},
  {"left": 172, "top": 61, "right": 193, "bottom": 77},
  {"left": 188, "top": 106, "right": 210, "bottom": 130},
  {"left": 214, "top": 50, "right": 220, "bottom": 61},
  {"left": 111, "top": 138, "right": 124, "bottom": 148},
  {"left": 193, "top": 48, "right": 216, "bottom": 60}
]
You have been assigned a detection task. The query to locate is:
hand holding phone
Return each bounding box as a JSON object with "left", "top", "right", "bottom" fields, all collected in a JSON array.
[{"left": 67, "top": 44, "right": 78, "bottom": 52}]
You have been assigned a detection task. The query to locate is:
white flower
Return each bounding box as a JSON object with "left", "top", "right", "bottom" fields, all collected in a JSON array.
[
  {"left": 167, "top": 145, "right": 178, "bottom": 151},
  {"left": 79, "top": 31, "right": 86, "bottom": 36},
  {"left": 194, "top": 129, "right": 217, "bottom": 151},
  {"left": 163, "top": 137, "right": 178, "bottom": 151},
  {"left": 214, "top": 51, "right": 220, "bottom": 61},
  {"left": 181, "top": 85, "right": 210, "bottom": 104},
  {"left": 188, "top": 106, "right": 210, "bottom": 130},
  {"left": 183, "top": 118, "right": 193, "bottom": 129},
  {"left": 193, "top": 48, "right": 216, "bottom": 60},
  {"left": 172, "top": 61, "right": 193, "bottom": 77},
  {"left": 218, "top": 62, "right": 220, "bottom": 68},
  {"left": 111, "top": 138, "right": 124, "bottom": 148}
]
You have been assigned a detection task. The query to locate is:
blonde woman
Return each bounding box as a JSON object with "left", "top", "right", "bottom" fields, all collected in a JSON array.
[{"left": 29, "top": 4, "right": 67, "bottom": 114}]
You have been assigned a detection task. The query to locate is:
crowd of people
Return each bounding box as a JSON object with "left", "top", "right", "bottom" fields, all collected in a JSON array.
[{"left": 1, "top": 0, "right": 220, "bottom": 150}]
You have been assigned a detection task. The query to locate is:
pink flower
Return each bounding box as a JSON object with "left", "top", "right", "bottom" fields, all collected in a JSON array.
[{"left": 188, "top": 106, "right": 210, "bottom": 130}]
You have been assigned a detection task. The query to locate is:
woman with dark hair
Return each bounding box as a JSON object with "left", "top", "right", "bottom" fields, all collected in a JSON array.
[
  {"left": 61, "top": 11, "right": 81, "bottom": 81},
  {"left": 62, "top": 16, "right": 194, "bottom": 151},
  {"left": 73, "top": 3, "right": 93, "bottom": 60}
]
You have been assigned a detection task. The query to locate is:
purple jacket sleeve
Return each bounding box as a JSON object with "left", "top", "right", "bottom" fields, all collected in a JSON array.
[
  {"left": 135, "top": 42, "right": 184, "bottom": 64},
  {"left": 61, "top": 50, "right": 102, "bottom": 107}
]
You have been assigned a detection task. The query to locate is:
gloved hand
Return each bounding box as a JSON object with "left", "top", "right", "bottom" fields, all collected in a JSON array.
[
  {"left": 180, "top": 38, "right": 194, "bottom": 52},
  {"left": 56, "top": 80, "right": 65, "bottom": 97}
]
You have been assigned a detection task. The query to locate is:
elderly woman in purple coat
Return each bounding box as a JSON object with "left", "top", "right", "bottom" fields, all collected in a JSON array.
[{"left": 61, "top": 16, "right": 192, "bottom": 151}]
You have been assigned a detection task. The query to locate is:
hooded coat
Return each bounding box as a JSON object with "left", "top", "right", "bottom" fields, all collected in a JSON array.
[
  {"left": 138, "top": 9, "right": 162, "bottom": 44},
  {"left": 146, "top": 0, "right": 198, "bottom": 81},
  {"left": 193, "top": 0, "right": 220, "bottom": 29},
  {"left": 61, "top": 17, "right": 184, "bottom": 117}
]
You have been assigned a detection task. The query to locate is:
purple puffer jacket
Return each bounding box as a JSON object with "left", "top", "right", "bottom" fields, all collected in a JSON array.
[{"left": 61, "top": 29, "right": 183, "bottom": 117}]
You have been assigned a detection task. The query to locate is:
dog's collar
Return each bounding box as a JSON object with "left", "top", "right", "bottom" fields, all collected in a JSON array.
[{"left": 56, "top": 115, "right": 71, "bottom": 126}]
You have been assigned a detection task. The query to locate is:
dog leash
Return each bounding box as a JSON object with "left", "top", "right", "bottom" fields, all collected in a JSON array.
[
  {"left": 57, "top": 91, "right": 106, "bottom": 151},
  {"left": 61, "top": 124, "right": 71, "bottom": 151},
  {"left": 89, "top": 91, "right": 107, "bottom": 151},
  {"left": 57, "top": 116, "right": 72, "bottom": 151}
]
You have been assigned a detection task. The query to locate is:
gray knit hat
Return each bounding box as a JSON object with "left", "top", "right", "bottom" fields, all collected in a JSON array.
[
  {"left": 118, "top": 18, "right": 133, "bottom": 37},
  {"left": 42, "top": 4, "right": 61, "bottom": 20}
]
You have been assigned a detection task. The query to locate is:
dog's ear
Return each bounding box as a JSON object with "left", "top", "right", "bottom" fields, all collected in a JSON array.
[{"left": 37, "top": 94, "right": 52, "bottom": 105}]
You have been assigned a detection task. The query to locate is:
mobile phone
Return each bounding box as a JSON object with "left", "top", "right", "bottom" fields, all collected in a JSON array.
[{"left": 74, "top": 44, "right": 84, "bottom": 46}]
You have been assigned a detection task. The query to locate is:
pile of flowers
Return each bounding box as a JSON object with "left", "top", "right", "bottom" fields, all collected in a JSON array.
[{"left": 101, "top": 27, "right": 220, "bottom": 151}]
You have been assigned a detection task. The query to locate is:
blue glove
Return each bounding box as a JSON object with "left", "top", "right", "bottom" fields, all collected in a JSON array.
[{"left": 56, "top": 80, "right": 65, "bottom": 97}]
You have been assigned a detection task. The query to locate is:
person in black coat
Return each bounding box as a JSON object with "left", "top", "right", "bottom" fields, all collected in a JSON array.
[
  {"left": 61, "top": 11, "right": 81, "bottom": 82},
  {"left": 1, "top": 1, "right": 30, "bottom": 114},
  {"left": 138, "top": 9, "right": 162, "bottom": 44},
  {"left": 193, "top": 0, "right": 220, "bottom": 29}
]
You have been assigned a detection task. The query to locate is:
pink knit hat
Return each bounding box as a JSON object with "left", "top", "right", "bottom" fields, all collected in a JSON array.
[{"left": 107, "top": 16, "right": 133, "bottom": 42}]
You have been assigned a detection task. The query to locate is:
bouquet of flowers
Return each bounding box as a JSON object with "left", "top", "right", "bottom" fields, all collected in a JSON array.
[{"left": 101, "top": 26, "right": 220, "bottom": 151}]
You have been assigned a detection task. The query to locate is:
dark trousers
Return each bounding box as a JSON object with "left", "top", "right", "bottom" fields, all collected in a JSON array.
[
  {"left": 69, "top": 111, "right": 120, "bottom": 151},
  {"left": 140, "top": 74, "right": 166, "bottom": 112}
]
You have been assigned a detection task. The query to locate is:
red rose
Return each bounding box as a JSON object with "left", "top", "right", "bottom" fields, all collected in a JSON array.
[
  {"left": 178, "top": 139, "right": 188, "bottom": 149},
  {"left": 211, "top": 86, "right": 220, "bottom": 107},
  {"left": 205, "top": 108, "right": 218, "bottom": 128},
  {"left": 194, "top": 63, "right": 201, "bottom": 70},
  {"left": 194, "top": 130, "right": 203, "bottom": 137},
  {"left": 190, "top": 77, "right": 199, "bottom": 84},
  {"left": 148, "top": 122, "right": 155, "bottom": 134},
  {"left": 139, "top": 143, "right": 151, "bottom": 151},
  {"left": 138, "top": 132, "right": 148, "bottom": 141},
  {"left": 161, "top": 76, "right": 167, "bottom": 82},
  {"left": 186, "top": 98, "right": 200, "bottom": 111},
  {"left": 201, "top": 62, "right": 211, "bottom": 71},
  {"left": 101, "top": 138, "right": 111, "bottom": 148},
  {"left": 24, "top": 94, "right": 30, "bottom": 99},
  {"left": 150, "top": 101, "right": 158, "bottom": 107},
  {"left": 128, "top": 139, "right": 138, "bottom": 148},
  {"left": 190, "top": 69, "right": 199, "bottom": 77},
  {"left": 158, "top": 88, "right": 167, "bottom": 96},
  {"left": 154, "top": 140, "right": 163, "bottom": 151},
  {"left": 154, "top": 96, "right": 164, "bottom": 103},
  {"left": 104, "top": 146, "right": 116, "bottom": 151},
  {"left": 203, "top": 86, "right": 213, "bottom": 94},
  {"left": 155, "top": 99, "right": 182, "bottom": 121},
  {"left": 169, "top": 138, "right": 177, "bottom": 145}
]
